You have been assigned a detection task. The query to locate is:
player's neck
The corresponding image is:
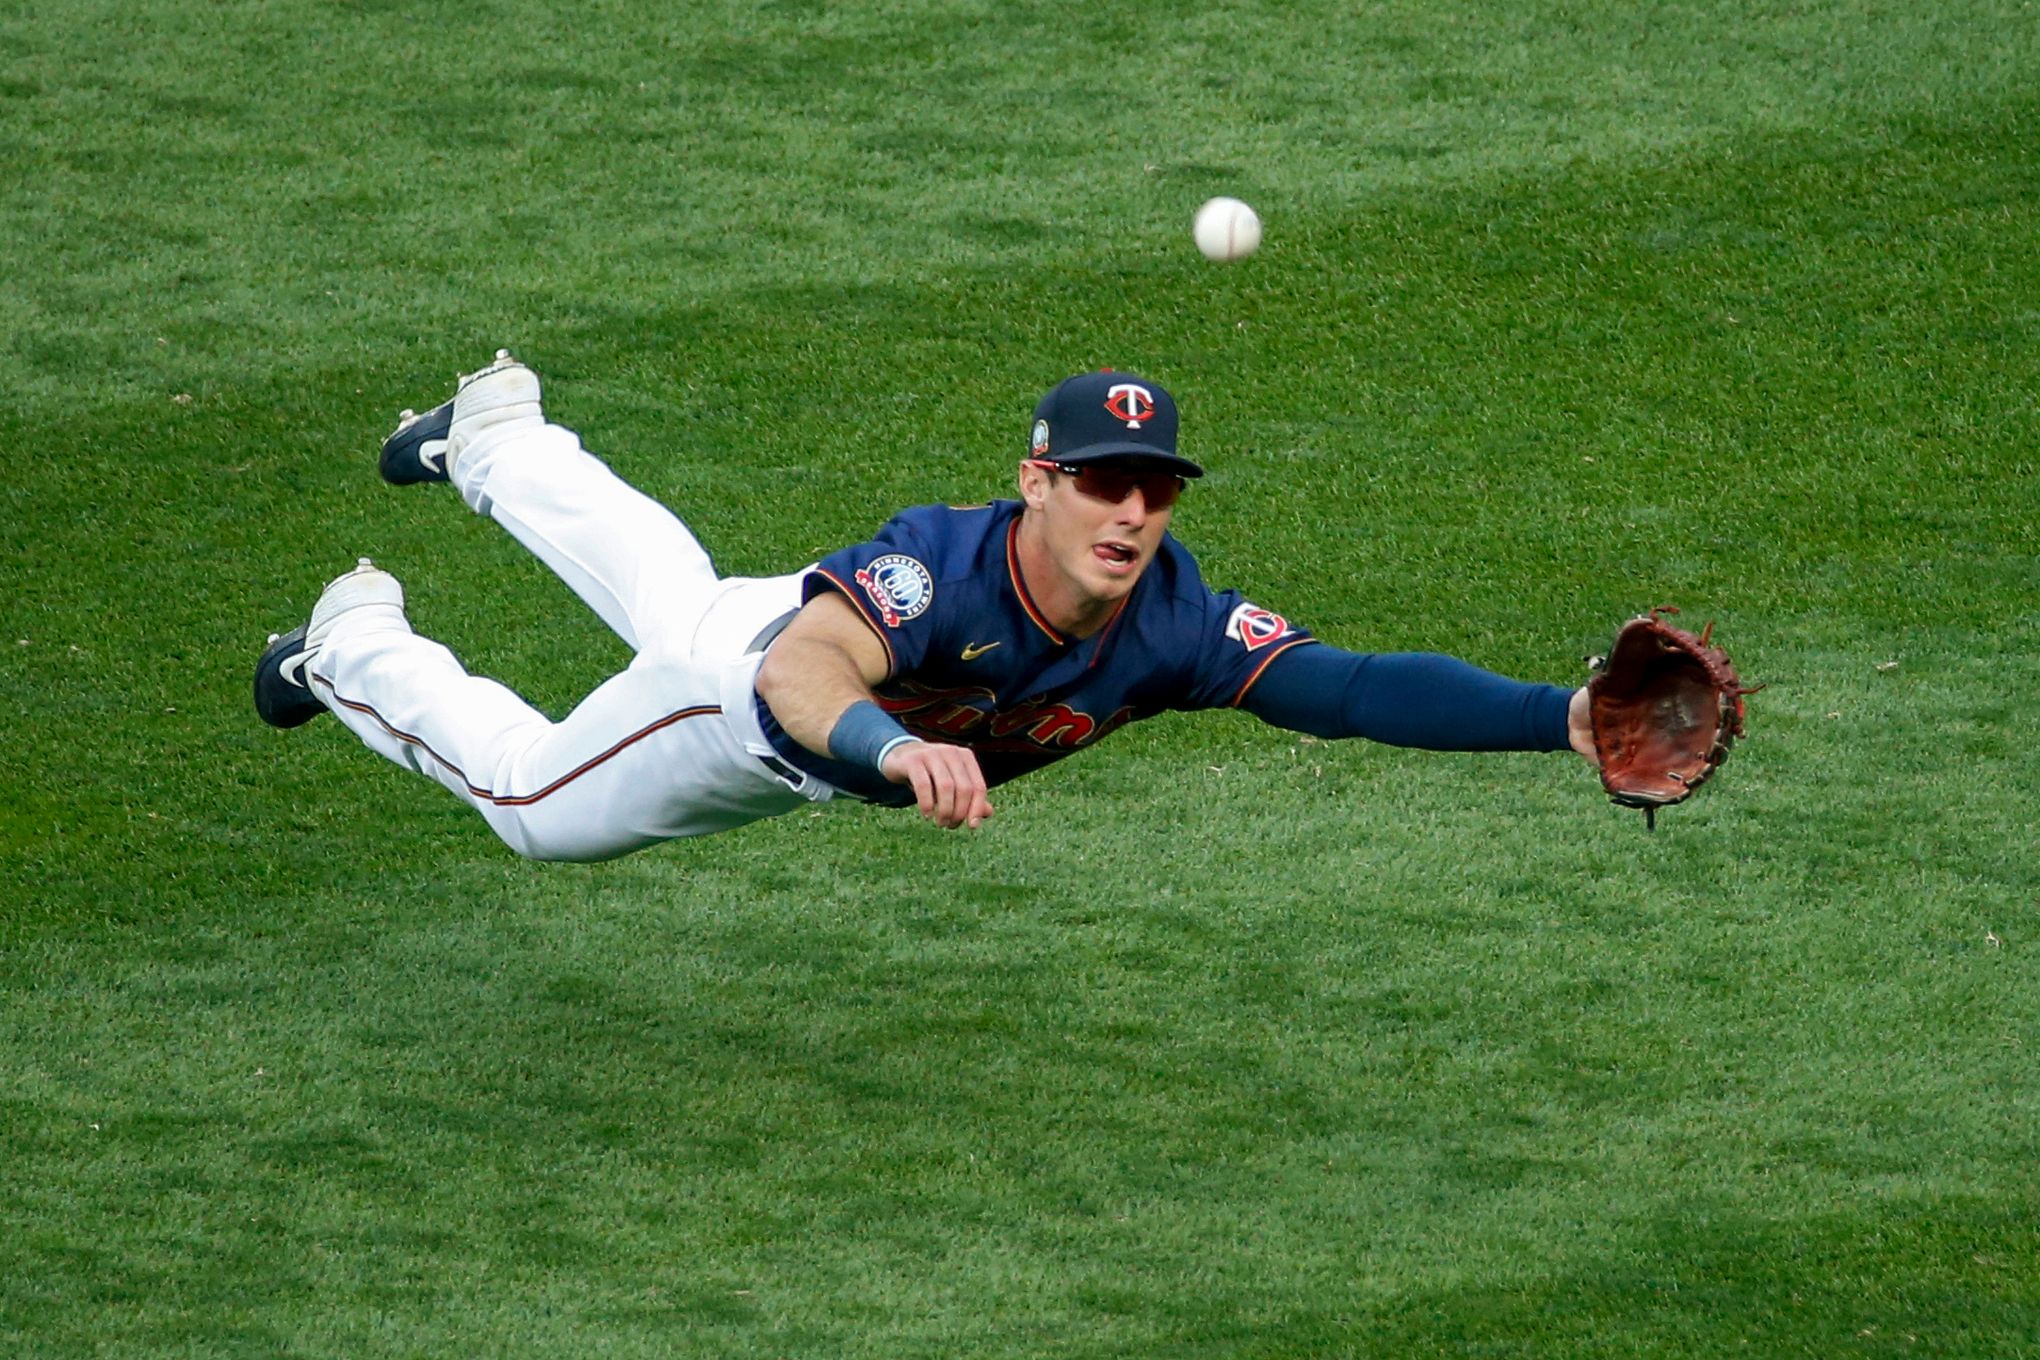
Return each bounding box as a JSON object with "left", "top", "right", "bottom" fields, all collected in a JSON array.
[{"left": 1012, "top": 512, "right": 1127, "bottom": 640}]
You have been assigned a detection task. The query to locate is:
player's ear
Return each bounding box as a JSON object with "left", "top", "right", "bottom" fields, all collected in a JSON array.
[{"left": 1018, "top": 459, "right": 1051, "bottom": 509}]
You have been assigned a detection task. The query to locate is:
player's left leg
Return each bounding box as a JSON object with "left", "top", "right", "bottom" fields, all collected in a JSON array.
[
  {"left": 380, "top": 352, "right": 807, "bottom": 661},
  {"left": 260, "top": 560, "right": 824, "bottom": 860},
  {"left": 255, "top": 558, "right": 406, "bottom": 729}
]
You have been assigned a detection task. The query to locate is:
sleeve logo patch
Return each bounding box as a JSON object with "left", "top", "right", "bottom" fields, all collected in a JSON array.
[
  {"left": 1225, "top": 602, "right": 1294, "bottom": 652},
  {"left": 855, "top": 554, "right": 934, "bottom": 628}
]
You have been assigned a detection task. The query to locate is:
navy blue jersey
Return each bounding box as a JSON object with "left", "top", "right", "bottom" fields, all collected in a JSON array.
[{"left": 755, "top": 500, "right": 1315, "bottom": 804}]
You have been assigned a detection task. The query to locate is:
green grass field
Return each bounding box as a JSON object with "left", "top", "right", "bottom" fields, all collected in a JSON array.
[{"left": 5, "top": 1, "right": 2038, "bottom": 1354}]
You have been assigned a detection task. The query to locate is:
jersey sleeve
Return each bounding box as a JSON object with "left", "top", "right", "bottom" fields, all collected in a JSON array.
[
  {"left": 1172, "top": 587, "right": 1319, "bottom": 711},
  {"left": 803, "top": 512, "right": 945, "bottom": 678},
  {"left": 1240, "top": 643, "right": 1576, "bottom": 751}
]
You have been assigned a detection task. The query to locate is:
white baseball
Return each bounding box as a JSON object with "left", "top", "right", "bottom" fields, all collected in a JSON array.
[{"left": 1193, "top": 197, "right": 1262, "bottom": 262}]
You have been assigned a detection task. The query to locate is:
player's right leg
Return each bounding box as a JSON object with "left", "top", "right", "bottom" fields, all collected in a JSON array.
[{"left": 376, "top": 352, "right": 806, "bottom": 661}]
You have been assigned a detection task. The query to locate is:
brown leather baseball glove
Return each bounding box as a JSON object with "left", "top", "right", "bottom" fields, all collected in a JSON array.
[{"left": 1587, "top": 607, "right": 1755, "bottom": 828}]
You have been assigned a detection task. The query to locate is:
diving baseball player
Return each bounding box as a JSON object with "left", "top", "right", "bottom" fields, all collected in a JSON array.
[{"left": 254, "top": 353, "right": 1594, "bottom": 860}]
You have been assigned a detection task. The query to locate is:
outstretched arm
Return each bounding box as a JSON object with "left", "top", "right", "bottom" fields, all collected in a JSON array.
[
  {"left": 1241, "top": 643, "right": 1593, "bottom": 759},
  {"left": 754, "top": 592, "right": 995, "bottom": 828}
]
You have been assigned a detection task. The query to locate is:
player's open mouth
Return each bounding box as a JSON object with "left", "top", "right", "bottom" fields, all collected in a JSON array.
[{"left": 1096, "top": 543, "right": 1138, "bottom": 570}]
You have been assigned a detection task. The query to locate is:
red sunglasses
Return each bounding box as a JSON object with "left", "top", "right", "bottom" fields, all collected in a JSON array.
[{"left": 1026, "top": 459, "right": 1187, "bottom": 509}]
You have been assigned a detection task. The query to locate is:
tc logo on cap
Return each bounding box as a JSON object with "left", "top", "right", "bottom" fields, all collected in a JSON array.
[{"left": 1104, "top": 383, "right": 1155, "bottom": 430}]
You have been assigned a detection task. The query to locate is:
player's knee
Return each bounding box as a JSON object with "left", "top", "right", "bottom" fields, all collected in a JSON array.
[
  {"left": 505, "top": 836, "right": 640, "bottom": 865},
  {"left": 488, "top": 812, "right": 646, "bottom": 864}
]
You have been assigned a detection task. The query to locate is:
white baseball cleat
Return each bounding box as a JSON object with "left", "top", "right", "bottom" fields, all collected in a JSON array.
[
  {"left": 254, "top": 559, "right": 407, "bottom": 729},
  {"left": 307, "top": 557, "right": 406, "bottom": 642},
  {"left": 446, "top": 348, "right": 544, "bottom": 467},
  {"left": 381, "top": 349, "right": 544, "bottom": 485}
]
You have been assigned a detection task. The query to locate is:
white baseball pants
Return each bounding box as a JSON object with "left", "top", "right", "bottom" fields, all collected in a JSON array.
[{"left": 307, "top": 414, "right": 834, "bottom": 861}]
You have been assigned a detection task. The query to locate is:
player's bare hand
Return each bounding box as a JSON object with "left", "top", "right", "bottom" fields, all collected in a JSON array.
[
  {"left": 1567, "top": 686, "right": 1595, "bottom": 764},
  {"left": 883, "top": 741, "right": 994, "bottom": 829}
]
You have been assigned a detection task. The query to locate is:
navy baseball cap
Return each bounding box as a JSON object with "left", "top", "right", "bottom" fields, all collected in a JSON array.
[{"left": 1028, "top": 370, "right": 1203, "bottom": 477}]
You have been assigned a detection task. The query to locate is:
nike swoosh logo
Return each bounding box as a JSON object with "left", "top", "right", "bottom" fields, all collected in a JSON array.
[
  {"left": 420, "top": 440, "right": 448, "bottom": 475},
  {"left": 279, "top": 652, "right": 313, "bottom": 688},
  {"left": 961, "top": 641, "right": 1002, "bottom": 661}
]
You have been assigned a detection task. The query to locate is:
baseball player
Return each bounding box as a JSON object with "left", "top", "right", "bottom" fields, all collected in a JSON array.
[{"left": 255, "top": 352, "right": 1594, "bottom": 860}]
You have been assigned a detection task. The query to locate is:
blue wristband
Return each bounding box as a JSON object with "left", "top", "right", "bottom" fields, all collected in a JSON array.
[{"left": 830, "top": 699, "right": 920, "bottom": 771}]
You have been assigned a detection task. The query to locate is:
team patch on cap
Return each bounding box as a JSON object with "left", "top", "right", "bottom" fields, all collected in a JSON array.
[
  {"left": 1225, "top": 602, "right": 1294, "bottom": 652},
  {"left": 1030, "top": 419, "right": 1050, "bottom": 458},
  {"left": 855, "top": 554, "right": 934, "bottom": 628}
]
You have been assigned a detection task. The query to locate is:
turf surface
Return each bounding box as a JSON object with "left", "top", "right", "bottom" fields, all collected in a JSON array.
[{"left": 4, "top": 1, "right": 2037, "bottom": 1355}]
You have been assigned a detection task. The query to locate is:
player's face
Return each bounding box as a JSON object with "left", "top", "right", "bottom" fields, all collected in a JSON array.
[{"left": 1018, "top": 459, "right": 1181, "bottom": 622}]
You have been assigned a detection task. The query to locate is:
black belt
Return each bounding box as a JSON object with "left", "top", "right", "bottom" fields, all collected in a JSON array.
[
  {"left": 757, "top": 751, "right": 805, "bottom": 787},
  {"left": 746, "top": 609, "right": 804, "bottom": 787},
  {"left": 747, "top": 611, "right": 861, "bottom": 798},
  {"left": 756, "top": 749, "right": 869, "bottom": 802},
  {"left": 745, "top": 608, "right": 798, "bottom": 655}
]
